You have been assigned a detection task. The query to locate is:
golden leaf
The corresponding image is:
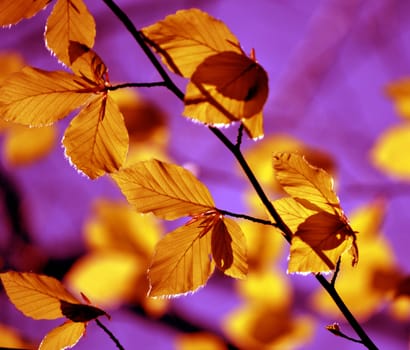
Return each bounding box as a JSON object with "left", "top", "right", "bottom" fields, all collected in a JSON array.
[
  {"left": 63, "top": 93, "right": 128, "bottom": 179},
  {"left": 111, "top": 159, "right": 215, "bottom": 220},
  {"left": 45, "top": 0, "right": 96, "bottom": 67},
  {"left": 0, "top": 67, "right": 97, "bottom": 126},
  {"left": 148, "top": 216, "right": 215, "bottom": 297},
  {"left": 371, "top": 124, "right": 410, "bottom": 180},
  {"left": 39, "top": 321, "right": 86, "bottom": 350},
  {"left": 3, "top": 124, "right": 57, "bottom": 166},
  {"left": 141, "top": 8, "right": 242, "bottom": 78},
  {"left": 273, "top": 152, "right": 341, "bottom": 215},
  {"left": 212, "top": 217, "right": 247, "bottom": 279},
  {"left": 0, "top": 0, "right": 51, "bottom": 26},
  {"left": 0, "top": 271, "right": 80, "bottom": 320}
]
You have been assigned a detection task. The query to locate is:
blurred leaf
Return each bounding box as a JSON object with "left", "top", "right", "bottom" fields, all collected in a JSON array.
[
  {"left": 148, "top": 216, "right": 215, "bottom": 297},
  {"left": 385, "top": 78, "right": 410, "bottom": 119},
  {"left": 273, "top": 152, "right": 341, "bottom": 215},
  {"left": 63, "top": 93, "right": 129, "bottom": 179},
  {"left": 176, "top": 332, "right": 227, "bottom": 350},
  {"left": 45, "top": 0, "right": 96, "bottom": 67},
  {"left": 0, "top": 0, "right": 51, "bottom": 26},
  {"left": 212, "top": 217, "right": 247, "bottom": 279},
  {"left": 0, "top": 271, "right": 80, "bottom": 320},
  {"left": 0, "top": 67, "right": 96, "bottom": 126},
  {"left": 111, "top": 159, "right": 215, "bottom": 220},
  {"left": 0, "top": 52, "right": 25, "bottom": 82},
  {"left": 142, "top": 8, "right": 242, "bottom": 78},
  {"left": 0, "top": 323, "right": 33, "bottom": 348},
  {"left": 371, "top": 124, "right": 410, "bottom": 180},
  {"left": 3, "top": 124, "right": 57, "bottom": 166},
  {"left": 39, "top": 321, "right": 86, "bottom": 350}
]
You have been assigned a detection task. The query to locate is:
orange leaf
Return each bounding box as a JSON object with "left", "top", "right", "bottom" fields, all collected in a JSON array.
[
  {"left": 39, "top": 321, "right": 86, "bottom": 350},
  {"left": 0, "top": 0, "right": 51, "bottom": 26},
  {"left": 148, "top": 216, "right": 215, "bottom": 297},
  {"left": 111, "top": 159, "right": 215, "bottom": 220},
  {"left": 142, "top": 8, "right": 242, "bottom": 78},
  {"left": 63, "top": 93, "right": 129, "bottom": 179},
  {"left": 3, "top": 124, "right": 57, "bottom": 166},
  {"left": 212, "top": 217, "right": 247, "bottom": 279},
  {"left": 0, "top": 271, "right": 80, "bottom": 320},
  {"left": 45, "top": 0, "right": 96, "bottom": 67},
  {"left": 385, "top": 78, "right": 410, "bottom": 119},
  {"left": 273, "top": 152, "right": 341, "bottom": 215},
  {"left": 0, "top": 67, "right": 97, "bottom": 126}
]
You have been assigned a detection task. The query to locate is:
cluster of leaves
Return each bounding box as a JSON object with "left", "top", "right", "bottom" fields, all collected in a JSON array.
[{"left": 1, "top": 1, "right": 409, "bottom": 350}]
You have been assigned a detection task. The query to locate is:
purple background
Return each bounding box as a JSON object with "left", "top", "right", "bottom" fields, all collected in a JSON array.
[{"left": 0, "top": 0, "right": 409, "bottom": 349}]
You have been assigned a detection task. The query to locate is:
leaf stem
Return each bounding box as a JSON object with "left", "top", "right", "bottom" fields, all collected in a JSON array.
[
  {"left": 107, "top": 81, "right": 166, "bottom": 90},
  {"left": 217, "top": 208, "right": 277, "bottom": 226},
  {"left": 95, "top": 319, "right": 125, "bottom": 350},
  {"left": 102, "top": 1, "right": 379, "bottom": 348}
]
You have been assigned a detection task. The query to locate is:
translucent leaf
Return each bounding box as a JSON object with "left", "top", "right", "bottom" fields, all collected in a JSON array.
[
  {"left": 141, "top": 8, "right": 242, "bottom": 78},
  {"left": 111, "top": 159, "right": 215, "bottom": 220},
  {"left": 273, "top": 152, "right": 341, "bottom": 215},
  {"left": 63, "top": 93, "right": 129, "bottom": 179},
  {"left": 212, "top": 217, "right": 247, "bottom": 279},
  {"left": 45, "top": 0, "right": 96, "bottom": 67},
  {"left": 371, "top": 124, "right": 410, "bottom": 180},
  {"left": 3, "top": 124, "right": 57, "bottom": 166},
  {"left": 274, "top": 198, "right": 357, "bottom": 274},
  {"left": 0, "top": 271, "right": 80, "bottom": 320},
  {"left": 0, "top": 67, "right": 97, "bottom": 126},
  {"left": 0, "top": 0, "right": 51, "bottom": 26},
  {"left": 39, "top": 322, "right": 86, "bottom": 350},
  {"left": 148, "top": 217, "right": 215, "bottom": 297}
]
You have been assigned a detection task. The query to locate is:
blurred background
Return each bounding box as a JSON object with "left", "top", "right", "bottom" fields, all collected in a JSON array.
[{"left": 0, "top": 0, "right": 409, "bottom": 349}]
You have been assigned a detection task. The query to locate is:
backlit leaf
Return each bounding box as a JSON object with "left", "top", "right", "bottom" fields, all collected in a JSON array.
[
  {"left": 0, "top": 271, "right": 79, "bottom": 320},
  {"left": 111, "top": 159, "right": 215, "bottom": 220},
  {"left": 3, "top": 124, "right": 57, "bottom": 166},
  {"left": 148, "top": 216, "right": 215, "bottom": 297},
  {"left": 39, "top": 321, "right": 86, "bottom": 350},
  {"left": 273, "top": 152, "right": 341, "bottom": 215},
  {"left": 371, "top": 124, "right": 410, "bottom": 180},
  {"left": 141, "top": 8, "right": 242, "bottom": 78},
  {"left": 0, "top": 67, "right": 97, "bottom": 126},
  {"left": 212, "top": 217, "right": 247, "bottom": 279},
  {"left": 0, "top": 0, "right": 51, "bottom": 26},
  {"left": 63, "top": 93, "right": 129, "bottom": 179},
  {"left": 45, "top": 0, "right": 96, "bottom": 67}
]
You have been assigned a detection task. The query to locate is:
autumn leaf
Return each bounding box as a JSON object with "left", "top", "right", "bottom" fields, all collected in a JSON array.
[
  {"left": 143, "top": 8, "right": 268, "bottom": 139},
  {"left": 63, "top": 93, "right": 129, "bottom": 179},
  {"left": 45, "top": 0, "right": 96, "bottom": 67},
  {"left": 273, "top": 153, "right": 358, "bottom": 274},
  {"left": 111, "top": 159, "right": 215, "bottom": 220},
  {"left": 141, "top": 8, "right": 242, "bottom": 78},
  {"left": 385, "top": 78, "right": 410, "bottom": 119},
  {"left": 371, "top": 124, "right": 410, "bottom": 180},
  {"left": 0, "top": 67, "right": 97, "bottom": 126},
  {"left": 39, "top": 322, "right": 86, "bottom": 350},
  {"left": 0, "top": 0, "right": 51, "bottom": 26}
]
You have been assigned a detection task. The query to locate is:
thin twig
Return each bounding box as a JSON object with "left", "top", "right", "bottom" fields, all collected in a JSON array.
[
  {"left": 218, "top": 208, "right": 277, "bottom": 226},
  {"left": 235, "top": 123, "right": 244, "bottom": 149},
  {"left": 95, "top": 319, "right": 125, "bottom": 350},
  {"left": 331, "top": 257, "right": 342, "bottom": 286},
  {"left": 102, "top": 1, "right": 379, "bottom": 349},
  {"left": 107, "top": 81, "right": 166, "bottom": 90}
]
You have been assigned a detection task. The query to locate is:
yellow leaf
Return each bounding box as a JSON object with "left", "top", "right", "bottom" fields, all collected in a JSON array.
[
  {"left": 241, "top": 111, "right": 264, "bottom": 140},
  {"left": 63, "top": 93, "right": 129, "bottom": 179},
  {"left": 371, "top": 124, "right": 410, "bottom": 180},
  {"left": 3, "top": 124, "right": 57, "bottom": 166},
  {"left": 274, "top": 197, "right": 357, "bottom": 274},
  {"left": 184, "top": 52, "right": 268, "bottom": 125},
  {"left": 111, "top": 159, "right": 215, "bottom": 220},
  {"left": 0, "top": 67, "right": 97, "bottom": 126},
  {"left": 39, "top": 321, "right": 86, "bottom": 350},
  {"left": 0, "top": 0, "right": 51, "bottom": 26},
  {"left": 148, "top": 216, "right": 215, "bottom": 297},
  {"left": 273, "top": 152, "right": 341, "bottom": 215},
  {"left": 142, "top": 8, "right": 242, "bottom": 78},
  {"left": 0, "top": 271, "right": 80, "bottom": 320},
  {"left": 45, "top": 0, "right": 96, "bottom": 67},
  {"left": 212, "top": 217, "right": 247, "bottom": 279}
]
